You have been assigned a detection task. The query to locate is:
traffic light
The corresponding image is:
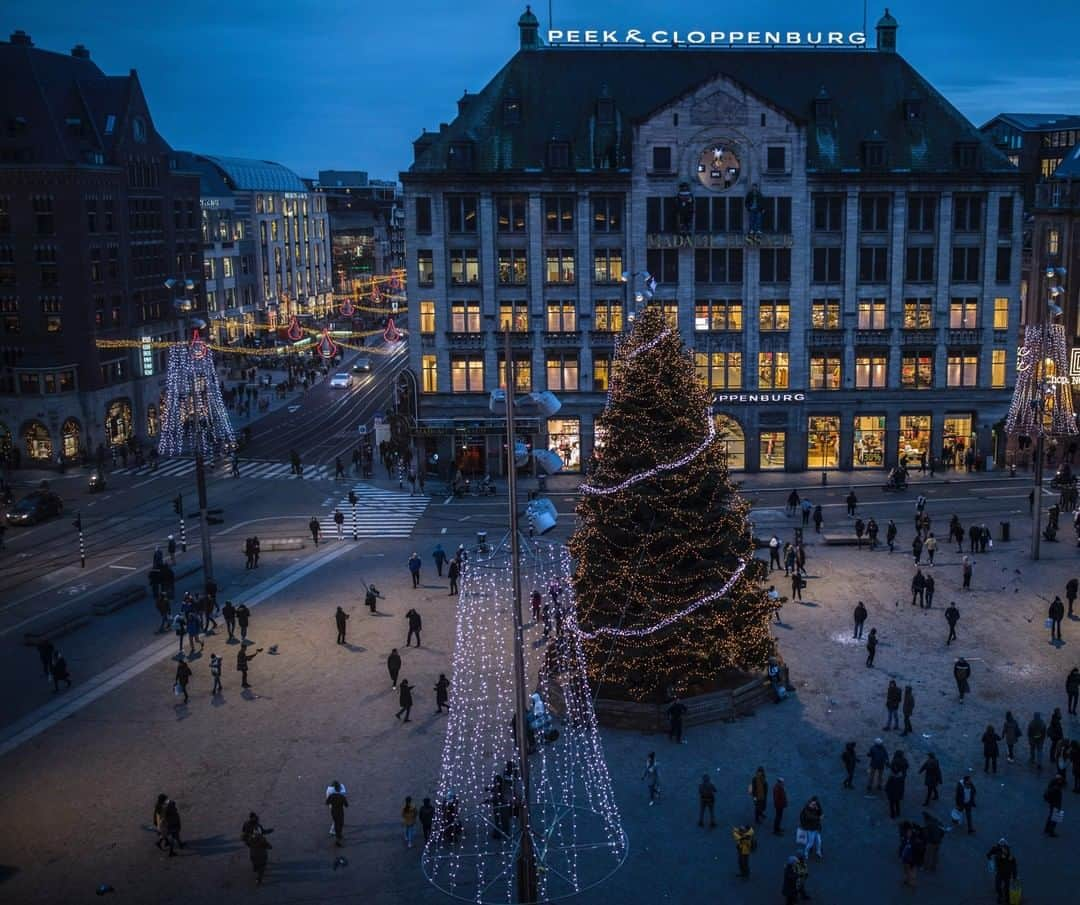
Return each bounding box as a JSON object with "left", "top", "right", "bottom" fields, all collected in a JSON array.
[
  {"left": 348, "top": 491, "right": 358, "bottom": 506},
  {"left": 173, "top": 494, "right": 183, "bottom": 516},
  {"left": 206, "top": 508, "right": 224, "bottom": 526},
  {"left": 72, "top": 513, "right": 82, "bottom": 532}
]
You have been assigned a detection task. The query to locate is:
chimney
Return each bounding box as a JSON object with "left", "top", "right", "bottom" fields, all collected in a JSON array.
[
  {"left": 9, "top": 30, "right": 33, "bottom": 46},
  {"left": 71, "top": 44, "right": 90, "bottom": 59}
]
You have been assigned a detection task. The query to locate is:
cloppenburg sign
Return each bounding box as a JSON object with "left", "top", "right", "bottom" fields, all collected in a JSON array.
[{"left": 547, "top": 29, "right": 867, "bottom": 47}]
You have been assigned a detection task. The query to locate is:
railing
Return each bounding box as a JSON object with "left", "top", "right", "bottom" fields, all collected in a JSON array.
[
  {"left": 948, "top": 328, "right": 981, "bottom": 346},
  {"left": 901, "top": 329, "right": 937, "bottom": 346},
  {"left": 446, "top": 332, "right": 485, "bottom": 349},
  {"left": 855, "top": 329, "right": 891, "bottom": 345},
  {"left": 808, "top": 330, "right": 844, "bottom": 347},
  {"left": 543, "top": 330, "right": 582, "bottom": 347}
]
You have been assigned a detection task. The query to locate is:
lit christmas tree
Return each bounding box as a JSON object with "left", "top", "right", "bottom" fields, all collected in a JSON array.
[
  {"left": 569, "top": 305, "right": 774, "bottom": 702},
  {"left": 158, "top": 335, "right": 235, "bottom": 462}
]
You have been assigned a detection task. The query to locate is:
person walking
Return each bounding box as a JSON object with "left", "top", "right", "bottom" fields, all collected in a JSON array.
[
  {"left": 419, "top": 798, "right": 435, "bottom": 842},
  {"left": 365, "top": 585, "right": 380, "bottom": 613},
  {"left": 448, "top": 557, "right": 460, "bottom": 596},
  {"left": 954, "top": 657, "right": 972, "bottom": 702},
  {"left": 236, "top": 603, "right": 251, "bottom": 642},
  {"left": 945, "top": 602, "right": 960, "bottom": 645},
  {"left": 986, "top": 839, "right": 1018, "bottom": 905},
  {"left": 790, "top": 568, "right": 803, "bottom": 602},
  {"left": 954, "top": 775, "right": 976, "bottom": 833},
  {"left": 854, "top": 518, "right": 865, "bottom": 549},
  {"left": 919, "top": 752, "right": 942, "bottom": 805},
  {"left": 968, "top": 523, "right": 979, "bottom": 553},
  {"left": 209, "top": 654, "right": 222, "bottom": 696},
  {"left": 962, "top": 555, "right": 973, "bottom": 591},
  {"left": 750, "top": 767, "right": 768, "bottom": 825},
  {"left": 867, "top": 738, "right": 888, "bottom": 791},
  {"left": 667, "top": 696, "right": 688, "bottom": 744},
  {"left": 435, "top": 674, "right": 450, "bottom": 713},
  {"left": 1067, "top": 667, "right": 1080, "bottom": 716},
  {"left": 884, "top": 679, "right": 902, "bottom": 731},
  {"left": 1067, "top": 577, "right": 1079, "bottom": 618},
  {"left": 698, "top": 774, "right": 717, "bottom": 828},
  {"left": 185, "top": 610, "right": 203, "bottom": 655},
  {"left": 769, "top": 535, "right": 781, "bottom": 571},
  {"left": 1002, "top": 711, "right": 1022, "bottom": 762},
  {"left": 772, "top": 777, "right": 788, "bottom": 835},
  {"left": 801, "top": 498, "right": 811, "bottom": 527},
  {"left": 155, "top": 594, "right": 171, "bottom": 633},
  {"left": 402, "top": 796, "right": 418, "bottom": 847},
  {"left": 911, "top": 569, "right": 925, "bottom": 606},
  {"left": 531, "top": 589, "right": 542, "bottom": 623},
  {"left": 952, "top": 518, "right": 965, "bottom": 553},
  {"left": 167, "top": 535, "right": 177, "bottom": 565},
  {"left": 333, "top": 509, "right": 344, "bottom": 539},
  {"left": 902, "top": 686, "right": 915, "bottom": 736},
  {"left": 326, "top": 783, "right": 349, "bottom": 846},
  {"left": 36, "top": 639, "right": 54, "bottom": 679},
  {"left": 982, "top": 724, "right": 1002, "bottom": 774},
  {"left": 797, "top": 797, "right": 823, "bottom": 859},
  {"left": 51, "top": 651, "right": 71, "bottom": 691},
  {"left": 335, "top": 456, "right": 345, "bottom": 481},
  {"left": 237, "top": 646, "right": 261, "bottom": 689},
  {"left": 866, "top": 628, "right": 878, "bottom": 667},
  {"left": 885, "top": 770, "right": 904, "bottom": 819},
  {"left": 309, "top": 517, "right": 320, "bottom": 547},
  {"left": 405, "top": 608, "right": 422, "bottom": 647},
  {"left": 1049, "top": 595, "right": 1065, "bottom": 643},
  {"left": 1043, "top": 774, "right": 1065, "bottom": 836},
  {"left": 853, "top": 601, "right": 868, "bottom": 639},
  {"left": 1070, "top": 740, "right": 1080, "bottom": 794},
  {"left": 395, "top": 679, "right": 414, "bottom": 722},
  {"left": 925, "top": 533, "right": 938, "bottom": 565},
  {"left": 1028, "top": 711, "right": 1047, "bottom": 770},
  {"left": 335, "top": 606, "right": 349, "bottom": 644},
  {"left": 732, "top": 824, "right": 755, "bottom": 879},
  {"left": 787, "top": 489, "right": 800, "bottom": 517},
  {"left": 221, "top": 600, "right": 236, "bottom": 641},
  {"left": 924, "top": 573, "right": 936, "bottom": 609},
  {"left": 162, "top": 798, "right": 183, "bottom": 855},
  {"left": 642, "top": 752, "right": 660, "bottom": 805},
  {"left": 912, "top": 535, "right": 923, "bottom": 565},
  {"left": 408, "top": 552, "right": 422, "bottom": 588},
  {"left": 248, "top": 830, "right": 272, "bottom": 885},
  {"left": 174, "top": 660, "right": 192, "bottom": 704},
  {"left": 387, "top": 649, "right": 402, "bottom": 688},
  {"left": 1048, "top": 707, "right": 1065, "bottom": 762},
  {"left": 812, "top": 504, "right": 823, "bottom": 533},
  {"left": 841, "top": 741, "right": 858, "bottom": 789},
  {"left": 244, "top": 537, "right": 255, "bottom": 570},
  {"left": 432, "top": 544, "right": 447, "bottom": 577},
  {"left": 922, "top": 814, "right": 944, "bottom": 872},
  {"left": 886, "top": 519, "right": 897, "bottom": 553},
  {"left": 846, "top": 490, "right": 857, "bottom": 516},
  {"left": 251, "top": 536, "right": 260, "bottom": 568},
  {"left": 867, "top": 517, "right": 879, "bottom": 550}
]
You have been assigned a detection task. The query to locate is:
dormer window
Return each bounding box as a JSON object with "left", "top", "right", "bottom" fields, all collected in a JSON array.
[
  {"left": 447, "top": 141, "right": 475, "bottom": 171},
  {"left": 597, "top": 99, "right": 615, "bottom": 125},
  {"left": 862, "top": 141, "right": 886, "bottom": 170},
  {"left": 903, "top": 98, "right": 923, "bottom": 121},
  {"left": 547, "top": 141, "right": 571, "bottom": 170},
  {"left": 954, "top": 142, "right": 978, "bottom": 172},
  {"left": 503, "top": 99, "right": 522, "bottom": 125},
  {"left": 814, "top": 90, "right": 832, "bottom": 121}
]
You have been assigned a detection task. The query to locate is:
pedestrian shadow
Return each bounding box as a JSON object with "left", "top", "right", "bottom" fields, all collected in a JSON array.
[
  {"left": 341, "top": 643, "right": 366, "bottom": 653},
  {"left": 183, "top": 834, "right": 245, "bottom": 856},
  {"left": 185, "top": 651, "right": 204, "bottom": 661},
  {"left": 173, "top": 703, "right": 191, "bottom": 721},
  {"left": 410, "top": 712, "right": 447, "bottom": 735},
  {"left": 240, "top": 689, "right": 261, "bottom": 701},
  {"left": 368, "top": 611, "right": 393, "bottom": 618},
  {"left": 211, "top": 694, "right": 228, "bottom": 708},
  {"left": 225, "top": 637, "right": 241, "bottom": 645},
  {"left": 773, "top": 622, "right": 794, "bottom": 630},
  {"left": 797, "top": 600, "right": 820, "bottom": 608}
]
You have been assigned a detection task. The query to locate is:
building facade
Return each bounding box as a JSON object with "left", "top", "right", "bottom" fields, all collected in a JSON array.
[
  {"left": 403, "top": 9, "right": 1022, "bottom": 475},
  {"left": 979, "top": 114, "right": 1080, "bottom": 207},
  {"left": 179, "top": 155, "right": 333, "bottom": 334},
  {"left": 0, "top": 30, "right": 202, "bottom": 464}
]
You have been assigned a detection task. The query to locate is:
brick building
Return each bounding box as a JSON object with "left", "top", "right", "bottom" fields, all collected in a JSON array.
[{"left": 0, "top": 30, "right": 202, "bottom": 464}]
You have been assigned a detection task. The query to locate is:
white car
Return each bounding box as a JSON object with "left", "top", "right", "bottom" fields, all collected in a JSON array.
[{"left": 329, "top": 372, "right": 353, "bottom": 388}]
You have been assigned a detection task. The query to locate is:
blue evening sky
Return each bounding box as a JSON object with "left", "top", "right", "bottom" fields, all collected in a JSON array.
[{"left": 6, "top": 0, "right": 1079, "bottom": 182}]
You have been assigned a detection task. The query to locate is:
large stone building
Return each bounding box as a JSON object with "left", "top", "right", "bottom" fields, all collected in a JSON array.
[
  {"left": 179, "top": 155, "right": 334, "bottom": 335},
  {"left": 403, "top": 9, "right": 1022, "bottom": 475},
  {"left": 0, "top": 30, "right": 202, "bottom": 464},
  {"left": 979, "top": 114, "right": 1080, "bottom": 207}
]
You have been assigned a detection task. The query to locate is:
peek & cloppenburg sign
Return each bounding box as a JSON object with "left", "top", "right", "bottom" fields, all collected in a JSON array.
[{"left": 547, "top": 29, "right": 867, "bottom": 47}]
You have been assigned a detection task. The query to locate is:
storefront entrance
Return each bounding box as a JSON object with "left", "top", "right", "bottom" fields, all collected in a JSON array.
[
  {"left": 759, "top": 430, "right": 786, "bottom": 470},
  {"left": 853, "top": 415, "right": 886, "bottom": 468},
  {"left": 61, "top": 418, "right": 81, "bottom": 459},
  {"left": 547, "top": 417, "right": 581, "bottom": 472},
  {"left": 943, "top": 415, "right": 974, "bottom": 468},
  {"left": 22, "top": 420, "right": 53, "bottom": 462},
  {"left": 455, "top": 435, "right": 486, "bottom": 477},
  {"left": 715, "top": 414, "right": 745, "bottom": 470},
  {"left": 105, "top": 398, "right": 133, "bottom": 446},
  {"left": 899, "top": 414, "right": 932, "bottom": 468},
  {"left": 807, "top": 416, "right": 840, "bottom": 469}
]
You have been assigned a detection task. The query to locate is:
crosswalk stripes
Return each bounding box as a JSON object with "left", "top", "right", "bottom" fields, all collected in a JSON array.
[
  {"left": 112, "top": 459, "right": 332, "bottom": 481},
  {"left": 318, "top": 484, "right": 430, "bottom": 539}
]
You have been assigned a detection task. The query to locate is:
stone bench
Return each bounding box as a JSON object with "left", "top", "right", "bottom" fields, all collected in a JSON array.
[
  {"left": 244, "top": 538, "right": 305, "bottom": 553},
  {"left": 820, "top": 533, "right": 862, "bottom": 546},
  {"left": 23, "top": 611, "right": 93, "bottom": 646},
  {"left": 91, "top": 586, "right": 145, "bottom": 615}
]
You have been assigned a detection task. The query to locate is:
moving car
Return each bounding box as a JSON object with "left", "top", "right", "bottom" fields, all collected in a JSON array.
[
  {"left": 352, "top": 356, "right": 372, "bottom": 373},
  {"left": 329, "top": 372, "right": 353, "bottom": 389},
  {"left": 5, "top": 490, "right": 64, "bottom": 526}
]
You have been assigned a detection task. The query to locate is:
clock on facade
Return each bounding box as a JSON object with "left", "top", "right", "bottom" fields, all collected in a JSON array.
[
  {"left": 697, "top": 144, "right": 740, "bottom": 190},
  {"left": 132, "top": 116, "right": 146, "bottom": 143}
]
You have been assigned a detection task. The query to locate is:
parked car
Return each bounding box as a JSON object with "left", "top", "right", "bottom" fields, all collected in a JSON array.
[
  {"left": 352, "top": 356, "right": 372, "bottom": 373},
  {"left": 329, "top": 372, "right": 353, "bottom": 389},
  {"left": 5, "top": 490, "right": 64, "bottom": 526}
]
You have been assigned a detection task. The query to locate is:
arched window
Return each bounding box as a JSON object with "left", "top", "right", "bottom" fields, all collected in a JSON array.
[
  {"left": 61, "top": 418, "right": 81, "bottom": 459},
  {"left": 105, "top": 398, "right": 133, "bottom": 446},
  {"left": 22, "top": 420, "right": 53, "bottom": 461}
]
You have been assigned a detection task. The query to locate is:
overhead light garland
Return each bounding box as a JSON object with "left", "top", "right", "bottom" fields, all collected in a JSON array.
[{"left": 158, "top": 341, "right": 235, "bottom": 463}]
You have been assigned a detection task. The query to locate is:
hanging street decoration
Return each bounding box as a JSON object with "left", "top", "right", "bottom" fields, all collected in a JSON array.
[
  {"left": 189, "top": 327, "right": 208, "bottom": 360},
  {"left": 158, "top": 341, "right": 235, "bottom": 463},
  {"left": 316, "top": 327, "right": 339, "bottom": 360},
  {"left": 340, "top": 297, "right": 355, "bottom": 317},
  {"left": 287, "top": 315, "right": 303, "bottom": 341},
  {"left": 384, "top": 316, "right": 402, "bottom": 343}
]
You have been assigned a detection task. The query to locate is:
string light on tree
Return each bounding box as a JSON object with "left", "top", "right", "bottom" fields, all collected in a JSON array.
[
  {"left": 1005, "top": 323, "right": 1078, "bottom": 437},
  {"left": 569, "top": 305, "right": 775, "bottom": 702},
  {"left": 158, "top": 341, "right": 235, "bottom": 463}
]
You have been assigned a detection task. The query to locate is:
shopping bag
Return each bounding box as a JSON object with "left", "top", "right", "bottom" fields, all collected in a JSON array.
[
  {"left": 795, "top": 827, "right": 807, "bottom": 845},
  {"left": 1053, "top": 808, "right": 1065, "bottom": 824},
  {"left": 950, "top": 808, "right": 963, "bottom": 823},
  {"left": 986, "top": 858, "right": 995, "bottom": 874},
  {"left": 1046, "top": 618, "right": 1055, "bottom": 629},
  {"left": 173, "top": 683, "right": 182, "bottom": 697},
  {"left": 1009, "top": 879, "right": 1022, "bottom": 905}
]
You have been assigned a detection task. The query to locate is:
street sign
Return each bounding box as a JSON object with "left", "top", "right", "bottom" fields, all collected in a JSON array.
[{"left": 357, "top": 425, "right": 368, "bottom": 435}]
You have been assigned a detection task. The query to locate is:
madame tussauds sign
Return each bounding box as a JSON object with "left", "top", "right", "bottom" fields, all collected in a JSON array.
[{"left": 546, "top": 29, "right": 867, "bottom": 47}]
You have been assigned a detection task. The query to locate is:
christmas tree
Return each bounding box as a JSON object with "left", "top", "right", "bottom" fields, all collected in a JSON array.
[{"left": 569, "top": 305, "right": 774, "bottom": 701}]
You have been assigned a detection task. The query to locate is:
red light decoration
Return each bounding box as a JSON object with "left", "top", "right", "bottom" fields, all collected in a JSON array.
[
  {"left": 384, "top": 316, "right": 402, "bottom": 343},
  {"left": 316, "top": 327, "right": 339, "bottom": 360},
  {"left": 340, "top": 298, "right": 355, "bottom": 317},
  {"left": 371, "top": 284, "right": 381, "bottom": 303},
  {"left": 267, "top": 307, "right": 278, "bottom": 328},
  {"left": 189, "top": 327, "right": 207, "bottom": 360},
  {"left": 286, "top": 315, "right": 303, "bottom": 341}
]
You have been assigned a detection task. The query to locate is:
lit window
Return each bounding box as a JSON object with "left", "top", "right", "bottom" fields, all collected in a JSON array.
[
  {"left": 419, "top": 300, "right": 435, "bottom": 334},
  {"left": 759, "top": 301, "right": 790, "bottom": 332},
  {"left": 855, "top": 355, "right": 888, "bottom": 388},
  {"left": 811, "top": 299, "right": 840, "bottom": 329},
  {"left": 594, "top": 301, "right": 623, "bottom": 332},
  {"left": 901, "top": 352, "right": 933, "bottom": 388},
  {"left": 857, "top": 299, "right": 887, "bottom": 329},
  {"left": 758, "top": 351, "right": 789, "bottom": 389},
  {"left": 450, "top": 301, "right": 481, "bottom": 332},
  {"left": 546, "top": 354, "right": 579, "bottom": 391},
  {"left": 809, "top": 354, "right": 842, "bottom": 389},
  {"left": 546, "top": 301, "right": 577, "bottom": 332},
  {"left": 947, "top": 353, "right": 979, "bottom": 387},
  {"left": 695, "top": 300, "right": 742, "bottom": 331},
  {"left": 499, "top": 301, "right": 529, "bottom": 332},
  {"left": 993, "top": 297, "right": 1009, "bottom": 331},
  {"left": 450, "top": 356, "right": 484, "bottom": 392},
  {"left": 949, "top": 298, "right": 979, "bottom": 329},
  {"left": 991, "top": 349, "right": 1006, "bottom": 388},
  {"left": 421, "top": 354, "right": 437, "bottom": 393},
  {"left": 694, "top": 351, "right": 742, "bottom": 389},
  {"left": 903, "top": 298, "right": 933, "bottom": 329}
]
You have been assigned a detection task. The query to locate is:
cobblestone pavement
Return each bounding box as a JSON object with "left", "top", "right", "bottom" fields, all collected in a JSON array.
[{"left": 0, "top": 492, "right": 1077, "bottom": 905}]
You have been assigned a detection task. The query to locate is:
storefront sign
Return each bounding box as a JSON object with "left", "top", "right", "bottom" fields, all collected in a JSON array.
[
  {"left": 547, "top": 29, "right": 866, "bottom": 47},
  {"left": 647, "top": 232, "right": 793, "bottom": 249},
  {"left": 716, "top": 392, "right": 806, "bottom": 404},
  {"left": 1070, "top": 348, "right": 1080, "bottom": 385}
]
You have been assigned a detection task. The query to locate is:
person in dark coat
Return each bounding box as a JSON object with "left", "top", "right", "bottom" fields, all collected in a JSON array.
[
  {"left": 408, "top": 552, "right": 422, "bottom": 588},
  {"left": 782, "top": 855, "right": 801, "bottom": 905},
  {"left": 968, "top": 523, "right": 980, "bottom": 553},
  {"left": 221, "top": 600, "right": 237, "bottom": 640},
  {"left": 867, "top": 738, "right": 888, "bottom": 791},
  {"left": 953, "top": 657, "right": 971, "bottom": 702},
  {"left": 235, "top": 603, "right": 251, "bottom": 641},
  {"left": 911, "top": 569, "right": 926, "bottom": 606},
  {"left": 248, "top": 831, "right": 272, "bottom": 884},
  {"left": 902, "top": 686, "right": 915, "bottom": 736},
  {"left": 854, "top": 518, "right": 865, "bottom": 548},
  {"left": 698, "top": 773, "right": 717, "bottom": 828},
  {"left": 1028, "top": 712, "right": 1047, "bottom": 768},
  {"left": 162, "top": 798, "right": 183, "bottom": 855},
  {"left": 986, "top": 839, "right": 1017, "bottom": 905},
  {"left": 174, "top": 660, "right": 192, "bottom": 704},
  {"left": 309, "top": 517, "right": 320, "bottom": 546},
  {"left": 51, "top": 651, "right": 71, "bottom": 691},
  {"left": 884, "top": 679, "right": 902, "bottom": 731},
  {"left": 790, "top": 569, "right": 803, "bottom": 601},
  {"left": 919, "top": 752, "right": 942, "bottom": 805},
  {"left": 886, "top": 519, "right": 897, "bottom": 552},
  {"left": 405, "top": 608, "right": 422, "bottom": 647},
  {"left": 432, "top": 544, "right": 447, "bottom": 577},
  {"left": 448, "top": 557, "right": 460, "bottom": 596},
  {"left": 1067, "top": 667, "right": 1080, "bottom": 716},
  {"left": 237, "top": 646, "right": 261, "bottom": 689},
  {"left": 885, "top": 771, "right": 904, "bottom": 818},
  {"left": 865, "top": 628, "right": 878, "bottom": 668},
  {"left": 387, "top": 648, "right": 401, "bottom": 687},
  {"left": 396, "top": 679, "right": 414, "bottom": 722},
  {"left": 923, "top": 573, "right": 935, "bottom": 609},
  {"left": 419, "top": 798, "right": 435, "bottom": 841},
  {"left": 1043, "top": 774, "right": 1065, "bottom": 836},
  {"left": 326, "top": 785, "right": 349, "bottom": 846},
  {"left": 846, "top": 490, "right": 857, "bottom": 516},
  {"left": 1001, "top": 711, "right": 1022, "bottom": 762},
  {"left": 1067, "top": 577, "right": 1079, "bottom": 617},
  {"left": 954, "top": 776, "right": 976, "bottom": 833},
  {"left": 812, "top": 505, "right": 823, "bottom": 532},
  {"left": 667, "top": 696, "right": 688, "bottom": 743},
  {"left": 912, "top": 535, "right": 923, "bottom": 565},
  {"left": 435, "top": 673, "right": 450, "bottom": 713},
  {"left": 853, "top": 601, "right": 868, "bottom": 639},
  {"left": 1049, "top": 595, "right": 1065, "bottom": 643},
  {"left": 982, "top": 724, "right": 1002, "bottom": 774},
  {"left": 945, "top": 602, "right": 960, "bottom": 645},
  {"left": 772, "top": 777, "right": 788, "bottom": 835},
  {"left": 335, "top": 606, "right": 349, "bottom": 644},
  {"left": 841, "top": 741, "right": 858, "bottom": 788},
  {"left": 750, "top": 767, "right": 768, "bottom": 824},
  {"left": 365, "top": 586, "right": 379, "bottom": 613}
]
